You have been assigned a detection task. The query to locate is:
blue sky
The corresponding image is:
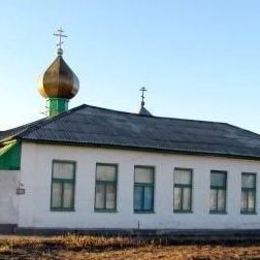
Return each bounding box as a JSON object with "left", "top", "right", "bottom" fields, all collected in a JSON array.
[{"left": 1, "top": 1, "right": 260, "bottom": 133}]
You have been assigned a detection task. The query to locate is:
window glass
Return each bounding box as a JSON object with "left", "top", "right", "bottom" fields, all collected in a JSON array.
[
  {"left": 106, "top": 184, "right": 116, "bottom": 209},
  {"left": 95, "top": 184, "right": 105, "bottom": 209},
  {"left": 174, "top": 187, "right": 182, "bottom": 210},
  {"left": 210, "top": 189, "right": 217, "bottom": 211},
  {"left": 95, "top": 164, "right": 117, "bottom": 211},
  {"left": 134, "top": 186, "right": 143, "bottom": 211},
  {"left": 53, "top": 162, "right": 74, "bottom": 179},
  {"left": 248, "top": 191, "right": 255, "bottom": 211},
  {"left": 242, "top": 174, "right": 255, "bottom": 188},
  {"left": 143, "top": 186, "right": 153, "bottom": 210},
  {"left": 135, "top": 167, "right": 154, "bottom": 183},
  {"left": 183, "top": 188, "right": 191, "bottom": 210},
  {"left": 217, "top": 190, "right": 226, "bottom": 211},
  {"left": 96, "top": 165, "right": 117, "bottom": 181},
  {"left": 173, "top": 169, "right": 192, "bottom": 212},
  {"left": 174, "top": 169, "right": 192, "bottom": 185},
  {"left": 211, "top": 172, "right": 226, "bottom": 187},
  {"left": 63, "top": 183, "right": 74, "bottom": 208},
  {"left": 134, "top": 166, "right": 154, "bottom": 212},
  {"left": 241, "top": 191, "right": 247, "bottom": 212},
  {"left": 210, "top": 171, "right": 227, "bottom": 213},
  {"left": 51, "top": 182, "right": 62, "bottom": 208},
  {"left": 51, "top": 161, "right": 75, "bottom": 211},
  {"left": 241, "top": 173, "right": 256, "bottom": 213}
]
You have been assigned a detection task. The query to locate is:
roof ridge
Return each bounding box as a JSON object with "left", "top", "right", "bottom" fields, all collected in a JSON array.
[
  {"left": 82, "top": 103, "right": 228, "bottom": 125},
  {"left": 17, "top": 104, "right": 87, "bottom": 139}
]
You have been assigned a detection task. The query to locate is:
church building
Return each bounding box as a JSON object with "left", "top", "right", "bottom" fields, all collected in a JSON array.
[{"left": 1, "top": 30, "right": 260, "bottom": 233}]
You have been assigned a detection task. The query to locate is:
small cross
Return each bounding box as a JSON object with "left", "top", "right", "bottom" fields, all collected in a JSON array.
[
  {"left": 53, "top": 27, "right": 68, "bottom": 55},
  {"left": 140, "top": 86, "right": 147, "bottom": 107}
]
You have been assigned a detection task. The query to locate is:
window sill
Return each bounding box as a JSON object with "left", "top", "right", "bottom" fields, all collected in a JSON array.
[
  {"left": 174, "top": 210, "right": 193, "bottom": 214},
  {"left": 134, "top": 211, "right": 155, "bottom": 214},
  {"left": 240, "top": 211, "right": 257, "bottom": 215},
  {"left": 50, "top": 208, "right": 75, "bottom": 212},
  {"left": 209, "top": 211, "right": 227, "bottom": 215},
  {"left": 94, "top": 209, "right": 118, "bottom": 213}
]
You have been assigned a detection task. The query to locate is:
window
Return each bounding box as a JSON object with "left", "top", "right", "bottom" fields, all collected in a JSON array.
[
  {"left": 51, "top": 160, "right": 76, "bottom": 211},
  {"left": 173, "top": 168, "right": 192, "bottom": 212},
  {"left": 134, "top": 166, "right": 154, "bottom": 213},
  {"left": 241, "top": 173, "right": 256, "bottom": 214},
  {"left": 95, "top": 164, "right": 117, "bottom": 211},
  {"left": 210, "top": 171, "right": 227, "bottom": 213}
]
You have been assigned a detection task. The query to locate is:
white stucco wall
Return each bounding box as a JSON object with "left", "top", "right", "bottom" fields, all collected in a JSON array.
[
  {"left": 18, "top": 142, "right": 260, "bottom": 230},
  {"left": 0, "top": 170, "right": 18, "bottom": 224}
]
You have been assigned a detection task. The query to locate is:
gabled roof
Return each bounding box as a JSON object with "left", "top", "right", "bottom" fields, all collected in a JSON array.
[{"left": 1, "top": 104, "right": 260, "bottom": 160}]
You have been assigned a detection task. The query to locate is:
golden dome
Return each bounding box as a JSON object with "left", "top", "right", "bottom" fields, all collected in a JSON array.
[{"left": 38, "top": 55, "right": 79, "bottom": 99}]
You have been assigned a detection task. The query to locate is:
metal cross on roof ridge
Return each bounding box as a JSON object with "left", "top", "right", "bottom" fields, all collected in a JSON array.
[
  {"left": 53, "top": 27, "right": 68, "bottom": 55},
  {"left": 140, "top": 86, "right": 147, "bottom": 108}
]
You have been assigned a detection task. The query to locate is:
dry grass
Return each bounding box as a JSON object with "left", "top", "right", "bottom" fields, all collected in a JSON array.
[{"left": 0, "top": 234, "right": 260, "bottom": 259}]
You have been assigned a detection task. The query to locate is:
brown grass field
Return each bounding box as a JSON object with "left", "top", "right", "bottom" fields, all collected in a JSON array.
[{"left": 0, "top": 235, "right": 260, "bottom": 259}]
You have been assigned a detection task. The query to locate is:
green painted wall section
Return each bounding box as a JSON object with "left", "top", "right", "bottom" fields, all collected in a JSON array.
[
  {"left": 47, "top": 98, "right": 69, "bottom": 117},
  {"left": 0, "top": 140, "right": 21, "bottom": 170}
]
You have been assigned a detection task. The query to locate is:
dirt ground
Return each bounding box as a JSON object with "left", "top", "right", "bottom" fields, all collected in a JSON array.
[{"left": 0, "top": 235, "right": 260, "bottom": 259}]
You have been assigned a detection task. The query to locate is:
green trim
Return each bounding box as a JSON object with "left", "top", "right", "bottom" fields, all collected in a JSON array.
[
  {"left": 50, "top": 160, "right": 76, "bottom": 212},
  {"left": 47, "top": 98, "right": 69, "bottom": 117},
  {"left": 0, "top": 140, "right": 21, "bottom": 170},
  {"left": 94, "top": 163, "right": 118, "bottom": 212}
]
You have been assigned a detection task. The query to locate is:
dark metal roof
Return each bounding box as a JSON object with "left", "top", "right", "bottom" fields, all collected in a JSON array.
[
  {"left": 0, "top": 118, "right": 48, "bottom": 142},
  {"left": 1, "top": 104, "right": 260, "bottom": 160}
]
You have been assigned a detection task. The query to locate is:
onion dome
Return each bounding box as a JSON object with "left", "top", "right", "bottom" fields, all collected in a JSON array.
[{"left": 38, "top": 55, "right": 79, "bottom": 100}]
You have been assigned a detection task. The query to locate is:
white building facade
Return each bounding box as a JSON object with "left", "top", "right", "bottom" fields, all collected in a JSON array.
[{"left": 6, "top": 142, "right": 258, "bottom": 231}]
